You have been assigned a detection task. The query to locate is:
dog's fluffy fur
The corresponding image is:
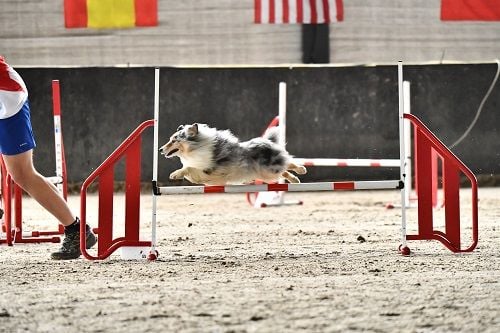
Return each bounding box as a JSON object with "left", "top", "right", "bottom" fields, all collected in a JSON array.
[{"left": 159, "top": 123, "right": 306, "bottom": 185}]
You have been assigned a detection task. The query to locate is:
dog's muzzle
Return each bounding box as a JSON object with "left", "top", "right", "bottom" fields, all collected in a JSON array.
[{"left": 161, "top": 148, "right": 179, "bottom": 158}]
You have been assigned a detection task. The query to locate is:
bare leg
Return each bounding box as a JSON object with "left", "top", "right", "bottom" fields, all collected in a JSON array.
[{"left": 3, "top": 150, "right": 75, "bottom": 226}]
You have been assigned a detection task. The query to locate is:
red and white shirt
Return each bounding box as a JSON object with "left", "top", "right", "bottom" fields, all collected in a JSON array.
[{"left": 0, "top": 56, "right": 28, "bottom": 119}]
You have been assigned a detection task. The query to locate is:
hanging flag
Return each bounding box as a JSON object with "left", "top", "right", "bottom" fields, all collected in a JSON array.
[
  {"left": 441, "top": 0, "right": 500, "bottom": 21},
  {"left": 64, "top": 0, "right": 158, "bottom": 28},
  {"left": 254, "top": 0, "right": 344, "bottom": 24}
]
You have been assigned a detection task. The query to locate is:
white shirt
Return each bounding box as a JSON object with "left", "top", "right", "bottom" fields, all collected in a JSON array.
[{"left": 0, "top": 56, "right": 28, "bottom": 119}]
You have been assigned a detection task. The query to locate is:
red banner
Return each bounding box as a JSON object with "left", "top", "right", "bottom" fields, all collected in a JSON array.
[{"left": 441, "top": 0, "right": 500, "bottom": 21}]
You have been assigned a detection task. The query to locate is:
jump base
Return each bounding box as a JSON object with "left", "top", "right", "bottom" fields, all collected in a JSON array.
[{"left": 120, "top": 246, "right": 152, "bottom": 260}]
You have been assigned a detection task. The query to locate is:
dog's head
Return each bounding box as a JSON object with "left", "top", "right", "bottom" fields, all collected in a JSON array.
[{"left": 159, "top": 123, "right": 200, "bottom": 158}]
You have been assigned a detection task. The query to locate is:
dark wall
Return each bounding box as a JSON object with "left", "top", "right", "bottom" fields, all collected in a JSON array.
[{"left": 17, "top": 64, "right": 500, "bottom": 185}]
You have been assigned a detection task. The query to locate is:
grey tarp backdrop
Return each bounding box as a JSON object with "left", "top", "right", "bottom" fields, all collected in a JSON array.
[{"left": 17, "top": 64, "right": 499, "bottom": 185}]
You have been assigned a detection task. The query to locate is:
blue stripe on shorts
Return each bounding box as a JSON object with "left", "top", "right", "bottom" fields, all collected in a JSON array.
[{"left": 0, "top": 99, "right": 36, "bottom": 155}]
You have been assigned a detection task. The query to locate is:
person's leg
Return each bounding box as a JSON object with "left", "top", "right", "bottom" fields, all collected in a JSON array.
[
  {"left": 3, "top": 149, "right": 97, "bottom": 259},
  {"left": 2, "top": 150, "right": 75, "bottom": 226},
  {"left": 3, "top": 149, "right": 97, "bottom": 260}
]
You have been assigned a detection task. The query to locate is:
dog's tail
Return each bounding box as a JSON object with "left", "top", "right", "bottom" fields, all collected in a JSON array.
[{"left": 263, "top": 126, "right": 280, "bottom": 144}]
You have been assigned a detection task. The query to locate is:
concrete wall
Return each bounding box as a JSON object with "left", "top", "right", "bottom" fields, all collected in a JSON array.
[
  {"left": 1, "top": 0, "right": 500, "bottom": 67},
  {"left": 18, "top": 64, "right": 500, "bottom": 185}
]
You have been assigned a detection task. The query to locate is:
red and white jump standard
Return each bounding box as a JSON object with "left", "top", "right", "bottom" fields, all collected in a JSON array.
[{"left": 79, "top": 63, "right": 478, "bottom": 261}]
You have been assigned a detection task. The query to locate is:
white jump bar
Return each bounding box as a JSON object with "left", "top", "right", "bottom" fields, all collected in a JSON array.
[
  {"left": 293, "top": 158, "right": 400, "bottom": 168},
  {"left": 157, "top": 180, "right": 402, "bottom": 195}
]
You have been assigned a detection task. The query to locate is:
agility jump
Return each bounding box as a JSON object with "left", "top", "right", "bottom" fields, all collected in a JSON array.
[
  {"left": 1, "top": 80, "right": 67, "bottom": 246},
  {"left": 78, "top": 62, "right": 478, "bottom": 261}
]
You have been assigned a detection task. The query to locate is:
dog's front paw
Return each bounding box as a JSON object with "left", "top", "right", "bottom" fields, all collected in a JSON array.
[
  {"left": 282, "top": 171, "right": 300, "bottom": 184},
  {"left": 296, "top": 166, "right": 307, "bottom": 175},
  {"left": 170, "top": 169, "right": 185, "bottom": 180}
]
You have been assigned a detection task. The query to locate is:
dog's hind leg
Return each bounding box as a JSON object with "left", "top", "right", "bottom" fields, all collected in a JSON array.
[
  {"left": 281, "top": 171, "right": 300, "bottom": 183},
  {"left": 287, "top": 163, "right": 307, "bottom": 175}
]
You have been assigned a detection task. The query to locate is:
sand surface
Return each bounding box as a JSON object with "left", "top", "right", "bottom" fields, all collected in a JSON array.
[{"left": 0, "top": 187, "right": 499, "bottom": 333}]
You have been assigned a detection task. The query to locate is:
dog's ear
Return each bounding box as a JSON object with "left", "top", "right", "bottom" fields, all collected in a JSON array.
[
  {"left": 177, "top": 125, "right": 185, "bottom": 131},
  {"left": 187, "top": 123, "right": 199, "bottom": 137}
]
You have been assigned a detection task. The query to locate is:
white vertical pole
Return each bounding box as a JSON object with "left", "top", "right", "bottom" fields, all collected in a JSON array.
[
  {"left": 53, "top": 114, "right": 63, "bottom": 192},
  {"left": 151, "top": 68, "right": 160, "bottom": 252},
  {"left": 278, "top": 82, "right": 287, "bottom": 204},
  {"left": 398, "top": 61, "right": 408, "bottom": 250},
  {"left": 278, "top": 82, "right": 287, "bottom": 147},
  {"left": 52, "top": 80, "right": 64, "bottom": 194},
  {"left": 403, "top": 81, "right": 411, "bottom": 207},
  {"left": 254, "top": 82, "right": 289, "bottom": 208}
]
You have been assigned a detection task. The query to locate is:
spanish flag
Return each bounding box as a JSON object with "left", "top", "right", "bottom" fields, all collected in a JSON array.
[{"left": 64, "top": 0, "right": 158, "bottom": 28}]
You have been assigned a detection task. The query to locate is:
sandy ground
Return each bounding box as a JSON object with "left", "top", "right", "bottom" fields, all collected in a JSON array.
[{"left": 0, "top": 187, "right": 499, "bottom": 333}]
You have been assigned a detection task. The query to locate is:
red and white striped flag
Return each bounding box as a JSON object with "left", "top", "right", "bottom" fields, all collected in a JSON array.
[{"left": 254, "top": 0, "right": 344, "bottom": 24}]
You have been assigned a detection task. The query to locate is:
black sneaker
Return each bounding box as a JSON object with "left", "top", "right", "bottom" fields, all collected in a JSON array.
[{"left": 51, "top": 224, "right": 97, "bottom": 260}]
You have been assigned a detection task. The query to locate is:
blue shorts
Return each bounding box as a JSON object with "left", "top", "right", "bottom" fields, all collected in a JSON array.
[{"left": 0, "top": 99, "right": 36, "bottom": 155}]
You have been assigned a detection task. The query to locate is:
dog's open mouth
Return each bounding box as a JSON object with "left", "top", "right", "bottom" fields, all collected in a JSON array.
[{"left": 165, "top": 148, "right": 179, "bottom": 157}]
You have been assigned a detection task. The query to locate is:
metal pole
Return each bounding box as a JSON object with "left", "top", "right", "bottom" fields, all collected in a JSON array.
[
  {"left": 398, "top": 61, "right": 408, "bottom": 252},
  {"left": 52, "top": 80, "right": 64, "bottom": 195},
  {"left": 158, "top": 180, "right": 402, "bottom": 194},
  {"left": 151, "top": 68, "right": 160, "bottom": 256},
  {"left": 403, "top": 81, "right": 412, "bottom": 207},
  {"left": 278, "top": 82, "right": 287, "bottom": 147},
  {"left": 277, "top": 82, "right": 287, "bottom": 204},
  {"left": 292, "top": 157, "right": 401, "bottom": 167}
]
